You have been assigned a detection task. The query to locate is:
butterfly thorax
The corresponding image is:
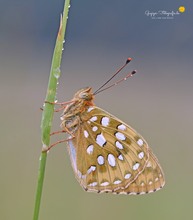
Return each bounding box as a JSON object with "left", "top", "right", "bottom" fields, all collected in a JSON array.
[{"left": 60, "top": 87, "right": 94, "bottom": 132}]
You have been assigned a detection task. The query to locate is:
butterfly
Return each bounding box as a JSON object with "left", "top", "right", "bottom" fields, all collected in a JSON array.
[{"left": 49, "top": 58, "right": 165, "bottom": 195}]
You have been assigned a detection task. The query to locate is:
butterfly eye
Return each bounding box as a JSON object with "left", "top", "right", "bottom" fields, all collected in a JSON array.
[{"left": 79, "top": 92, "right": 91, "bottom": 100}]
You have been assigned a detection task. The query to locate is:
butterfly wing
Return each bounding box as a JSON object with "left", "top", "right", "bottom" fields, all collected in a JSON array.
[
  {"left": 67, "top": 106, "right": 164, "bottom": 194},
  {"left": 114, "top": 149, "right": 165, "bottom": 194}
]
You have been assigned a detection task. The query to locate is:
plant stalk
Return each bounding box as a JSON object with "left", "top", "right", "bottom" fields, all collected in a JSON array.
[{"left": 33, "top": 1, "right": 71, "bottom": 219}]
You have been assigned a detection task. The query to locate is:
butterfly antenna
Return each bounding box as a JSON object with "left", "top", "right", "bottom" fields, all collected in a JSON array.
[
  {"left": 94, "top": 70, "right": 136, "bottom": 95},
  {"left": 93, "top": 58, "right": 132, "bottom": 95}
]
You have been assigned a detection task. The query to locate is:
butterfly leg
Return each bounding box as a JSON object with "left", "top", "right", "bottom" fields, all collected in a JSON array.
[
  {"left": 40, "top": 106, "right": 65, "bottom": 112},
  {"left": 44, "top": 100, "right": 75, "bottom": 112},
  {"left": 50, "top": 130, "right": 66, "bottom": 136},
  {"left": 45, "top": 100, "right": 75, "bottom": 106},
  {"left": 44, "top": 136, "right": 75, "bottom": 152},
  {"left": 43, "top": 127, "right": 75, "bottom": 152},
  {"left": 50, "top": 127, "right": 74, "bottom": 137},
  {"left": 54, "top": 106, "right": 66, "bottom": 112}
]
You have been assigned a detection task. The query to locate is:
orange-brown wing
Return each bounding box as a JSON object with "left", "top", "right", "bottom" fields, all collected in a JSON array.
[
  {"left": 114, "top": 149, "right": 165, "bottom": 195},
  {"left": 67, "top": 106, "right": 164, "bottom": 194}
]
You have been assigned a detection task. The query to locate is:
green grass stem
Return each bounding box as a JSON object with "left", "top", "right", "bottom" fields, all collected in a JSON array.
[{"left": 33, "top": 1, "right": 71, "bottom": 219}]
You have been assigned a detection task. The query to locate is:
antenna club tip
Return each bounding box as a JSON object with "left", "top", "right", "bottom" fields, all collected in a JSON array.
[
  {"left": 131, "top": 70, "right": 137, "bottom": 75},
  {"left": 126, "top": 57, "right": 132, "bottom": 64}
]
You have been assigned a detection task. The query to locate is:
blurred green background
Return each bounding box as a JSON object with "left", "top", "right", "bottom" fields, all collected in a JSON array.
[{"left": 1, "top": 0, "right": 193, "bottom": 219}]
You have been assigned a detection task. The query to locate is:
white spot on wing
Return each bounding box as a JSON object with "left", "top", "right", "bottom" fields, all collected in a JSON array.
[
  {"left": 118, "top": 124, "right": 126, "bottom": 130},
  {"left": 113, "top": 180, "right": 122, "bottom": 185},
  {"left": 147, "top": 161, "right": 152, "bottom": 167},
  {"left": 118, "top": 154, "right": 124, "bottom": 160},
  {"left": 137, "top": 139, "right": 143, "bottom": 147},
  {"left": 100, "top": 181, "right": 109, "bottom": 186},
  {"left": 124, "top": 173, "right": 131, "bottom": 179},
  {"left": 86, "top": 145, "right": 94, "bottom": 154},
  {"left": 87, "top": 107, "right": 94, "bottom": 112},
  {"left": 108, "top": 154, "right": 116, "bottom": 167},
  {"left": 97, "top": 155, "right": 105, "bottom": 165},
  {"left": 133, "top": 162, "right": 140, "bottom": 170},
  {"left": 84, "top": 130, "right": 89, "bottom": 138},
  {"left": 129, "top": 192, "right": 137, "bottom": 195},
  {"left": 77, "top": 170, "right": 86, "bottom": 179},
  {"left": 96, "top": 133, "right": 106, "bottom": 147},
  {"left": 101, "top": 117, "right": 110, "bottom": 127},
  {"left": 92, "top": 126, "right": 98, "bottom": 132},
  {"left": 90, "top": 116, "right": 97, "bottom": 122},
  {"left": 138, "top": 152, "right": 144, "bottom": 159},
  {"left": 88, "top": 182, "right": 98, "bottom": 187},
  {"left": 87, "top": 165, "right": 96, "bottom": 174},
  {"left": 115, "top": 132, "right": 126, "bottom": 140},
  {"left": 119, "top": 191, "right": 127, "bottom": 195},
  {"left": 116, "top": 141, "right": 124, "bottom": 149}
]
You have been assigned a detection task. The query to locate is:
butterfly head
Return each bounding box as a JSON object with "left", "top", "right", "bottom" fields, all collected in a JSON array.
[
  {"left": 62, "top": 87, "right": 94, "bottom": 118},
  {"left": 74, "top": 87, "right": 94, "bottom": 103}
]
